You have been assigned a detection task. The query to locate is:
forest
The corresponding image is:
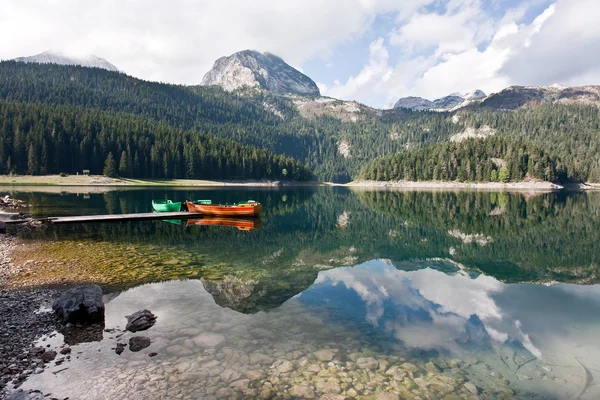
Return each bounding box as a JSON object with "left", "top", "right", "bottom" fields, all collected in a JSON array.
[
  {"left": 1, "top": 61, "right": 600, "bottom": 182},
  {"left": 360, "top": 136, "right": 576, "bottom": 183},
  {"left": 0, "top": 100, "right": 310, "bottom": 180},
  {"left": 0, "top": 61, "right": 458, "bottom": 182}
]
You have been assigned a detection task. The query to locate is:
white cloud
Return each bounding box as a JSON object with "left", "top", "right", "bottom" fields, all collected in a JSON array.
[
  {"left": 3, "top": 0, "right": 599, "bottom": 109},
  {"left": 321, "top": 1, "right": 600, "bottom": 107},
  {"left": 389, "top": 0, "right": 493, "bottom": 55},
  {"left": 501, "top": 0, "right": 600, "bottom": 85},
  {"left": 0, "top": 0, "right": 433, "bottom": 85}
]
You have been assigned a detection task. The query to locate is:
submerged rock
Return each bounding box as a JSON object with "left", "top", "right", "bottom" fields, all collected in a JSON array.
[
  {"left": 52, "top": 284, "right": 104, "bottom": 323},
  {"left": 313, "top": 349, "right": 335, "bottom": 362},
  {"left": 115, "top": 343, "right": 126, "bottom": 355},
  {"left": 40, "top": 350, "right": 56, "bottom": 363},
  {"left": 125, "top": 309, "right": 157, "bottom": 332},
  {"left": 129, "top": 336, "right": 151, "bottom": 352}
]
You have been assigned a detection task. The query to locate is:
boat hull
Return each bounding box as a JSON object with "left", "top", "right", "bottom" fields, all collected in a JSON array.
[
  {"left": 152, "top": 201, "right": 182, "bottom": 212},
  {"left": 186, "top": 201, "right": 262, "bottom": 217}
]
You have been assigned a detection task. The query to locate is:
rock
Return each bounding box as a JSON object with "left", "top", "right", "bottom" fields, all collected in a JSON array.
[
  {"left": 201, "top": 50, "right": 321, "bottom": 96},
  {"left": 192, "top": 332, "right": 225, "bottom": 349},
  {"left": 115, "top": 343, "right": 126, "bottom": 355},
  {"left": 230, "top": 378, "right": 250, "bottom": 391},
  {"left": 320, "top": 394, "right": 347, "bottom": 400},
  {"left": 59, "top": 347, "right": 71, "bottom": 355},
  {"left": 401, "top": 362, "right": 421, "bottom": 373},
  {"left": 464, "top": 382, "right": 478, "bottom": 394},
  {"left": 125, "top": 309, "right": 157, "bottom": 332},
  {"left": 52, "top": 285, "right": 104, "bottom": 323},
  {"left": 129, "top": 336, "right": 151, "bottom": 352},
  {"left": 425, "top": 361, "right": 441, "bottom": 373},
  {"left": 249, "top": 352, "right": 272, "bottom": 365},
  {"left": 273, "top": 359, "right": 293, "bottom": 373},
  {"left": 315, "top": 380, "right": 342, "bottom": 394},
  {"left": 385, "top": 366, "right": 407, "bottom": 381},
  {"left": 314, "top": 349, "right": 336, "bottom": 362},
  {"left": 290, "top": 384, "right": 315, "bottom": 399},
  {"left": 376, "top": 393, "right": 399, "bottom": 400},
  {"left": 220, "top": 368, "right": 241, "bottom": 383},
  {"left": 356, "top": 357, "right": 379, "bottom": 370},
  {"left": 40, "top": 350, "right": 56, "bottom": 363},
  {"left": 148, "top": 352, "right": 158, "bottom": 357},
  {"left": 5, "top": 389, "right": 45, "bottom": 400}
]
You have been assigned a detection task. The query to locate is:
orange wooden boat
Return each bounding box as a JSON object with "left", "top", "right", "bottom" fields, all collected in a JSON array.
[
  {"left": 185, "top": 200, "right": 262, "bottom": 217},
  {"left": 186, "top": 217, "right": 261, "bottom": 231}
]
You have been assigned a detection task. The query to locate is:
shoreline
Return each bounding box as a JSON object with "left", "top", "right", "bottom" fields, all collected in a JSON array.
[
  {"left": 0, "top": 233, "right": 60, "bottom": 396},
  {"left": 0, "top": 175, "right": 323, "bottom": 188},
  {"left": 346, "top": 180, "right": 594, "bottom": 191},
  {"left": 0, "top": 175, "right": 596, "bottom": 192}
]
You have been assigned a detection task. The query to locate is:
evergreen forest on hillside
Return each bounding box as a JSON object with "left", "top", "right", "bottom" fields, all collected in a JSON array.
[
  {"left": 0, "top": 100, "right": 310, "bottom": 180},
  {"left": 361, "top": 136, "right": 575, "bottom": 183},
  {"left": 2, "top": 61, "right": 600, "bottom": 182}
]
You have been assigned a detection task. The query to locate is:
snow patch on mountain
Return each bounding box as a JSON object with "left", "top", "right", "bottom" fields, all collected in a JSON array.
[{"left": 14, "top": 50, "right": 119, "bottom": 72}]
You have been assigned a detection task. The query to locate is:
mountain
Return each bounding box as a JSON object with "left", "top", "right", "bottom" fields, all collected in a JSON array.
[
  {"left": 432, "top": 95, "right": 465, "bottom": 110},
  {"left": 393, "top": 96, "right": 434, "bottom": 111},
  {"left": 4, "top": 59, "right": 600, "bottom": 183},
  {"left": 394, "top": 90, "right": 487, "bottom": 111},
  {"left": 14, "top": 50, "right": 119, "bottom": 72},
  {"left": 201, "top": 50, "right": 320, "bottom": 96},
  {"left": 481, "top": 85, "right": 600, "bottom": 110}
]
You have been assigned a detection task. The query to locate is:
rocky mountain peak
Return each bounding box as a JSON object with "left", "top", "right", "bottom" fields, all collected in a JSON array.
[
  {"left": 393, "top": 96, "right": 434, "bottom": 111},
  {"left": 201, "top": 50, "right": 320, "bottom": 96},
  {"left": 13, "top": 50, "right": 119, "bottom": 72},
  {"left": 394, "top": 90, "right": 487, "bottom": 111}
]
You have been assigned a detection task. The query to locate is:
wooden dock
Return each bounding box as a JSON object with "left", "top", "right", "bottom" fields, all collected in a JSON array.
[{"left": 47, "top": 211, "right": 196, "bottom": 224}]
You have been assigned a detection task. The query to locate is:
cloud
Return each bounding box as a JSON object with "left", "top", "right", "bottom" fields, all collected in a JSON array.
[
  {"left": 0, "top": 0, "right": 433, "bottom": 85},
  {"left": 321, "top": 0, "right": 600, "bottom": 107},
  {"left": 389, "top": 0, "right": 494, "bottom": 55},
  {"left": 3, "top": 0, "right": 599, "bottom": 109},
  {"left": 501, "top": 0, "right": 600, "bottom": 85}
]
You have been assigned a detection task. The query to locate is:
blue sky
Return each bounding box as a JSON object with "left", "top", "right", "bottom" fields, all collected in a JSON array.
[{"left": 2, "top": 0, "right": 599, "bottom": 108}]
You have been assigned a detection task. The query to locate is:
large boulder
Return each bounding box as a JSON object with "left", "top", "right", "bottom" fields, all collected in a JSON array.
[
  {"left": 125, "top": 309, "right": 157, "bottom": 332},
  {"left": 52, "top": 285, "right": 105, "bottom": 323}
]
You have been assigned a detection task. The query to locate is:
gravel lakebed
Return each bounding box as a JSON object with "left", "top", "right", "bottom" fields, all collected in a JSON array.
[{"left": 0, "top": 202, "right": 67, "bottom": 399}]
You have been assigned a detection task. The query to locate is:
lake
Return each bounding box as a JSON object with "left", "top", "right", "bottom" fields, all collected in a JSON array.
[{"left": 5, "top": 186, "right": 600, "bottom": 399}]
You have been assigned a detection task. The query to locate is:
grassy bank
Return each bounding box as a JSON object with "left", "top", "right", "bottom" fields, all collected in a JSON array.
[{"left": 0, "top": 175, "right": 322, "bottom": 187}]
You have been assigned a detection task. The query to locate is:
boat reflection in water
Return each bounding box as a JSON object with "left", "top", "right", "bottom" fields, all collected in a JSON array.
[{"left": 186, "top": 216, "right": 262, "bottom": 231}]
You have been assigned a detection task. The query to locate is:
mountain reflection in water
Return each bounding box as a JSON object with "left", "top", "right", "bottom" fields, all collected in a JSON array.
[
  {"left": 5, "top": 187, "right": 600, "bottom": 398},
  {"left": 23, "top": 260, "right": 600, "bottom": 400}
]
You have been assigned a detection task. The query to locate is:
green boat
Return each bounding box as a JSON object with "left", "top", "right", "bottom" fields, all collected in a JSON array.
[{"left": 152, "top": 199, "right": 182, "bottom": 212}]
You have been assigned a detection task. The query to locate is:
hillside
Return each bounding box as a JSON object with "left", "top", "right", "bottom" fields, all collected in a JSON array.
[
  {"left": 0, "top": 99, "right": 310, "bottom": 180},
  {"left": 361, "top": 136, "right": 573, "bottom": 183},
  {"left": 0, "top": 61, "right": 458, "bottom": 182},
  {"left": 2, "top": 61, "right": 600, "bottom": 183}
]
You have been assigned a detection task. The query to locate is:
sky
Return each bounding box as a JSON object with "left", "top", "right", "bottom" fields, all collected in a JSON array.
[{"left": 1, "top": 0, "right": 600, "bottom": 108}]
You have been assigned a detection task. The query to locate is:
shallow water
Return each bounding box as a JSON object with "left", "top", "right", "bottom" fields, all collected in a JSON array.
[{"left": 4, "top": 187, "right": 600, "bottom": 399}]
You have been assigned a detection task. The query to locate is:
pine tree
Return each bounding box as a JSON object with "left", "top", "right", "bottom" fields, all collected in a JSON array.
[
  {"left": 498, "top": 166, "right": 510, "bottom": 183},
  {"left": 119, "top": 151, "right": 130, "bottom": 177},
  {"left": 103, "top": 152, "right": 118, "bottom": 178},
  {"left": 27, "top": 144, "right": 38, "bottom": 175}
]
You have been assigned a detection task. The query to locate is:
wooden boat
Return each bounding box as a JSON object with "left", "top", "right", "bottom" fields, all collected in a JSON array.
[
  {"left": 152, "top": 199, "right": 182, "bottom": 212},
  {"left": 185, "top": 200, "right": 262, "bottom": 217},
  {"left": 186, "top": 217, "right": 261, "bottom": 231}
]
